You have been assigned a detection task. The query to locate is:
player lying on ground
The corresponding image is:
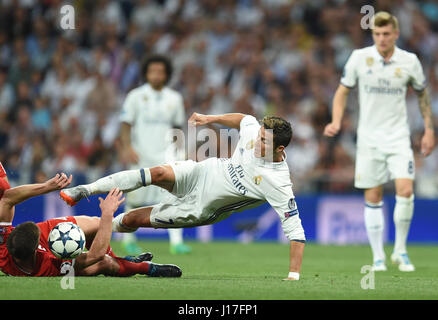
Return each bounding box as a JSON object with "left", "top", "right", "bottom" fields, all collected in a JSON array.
[
  {"left": 0, "top": 165, "right": 181, "bottom": 277},
  {"left": 60, "top": 112, "right": 306, "bottom": 280}
]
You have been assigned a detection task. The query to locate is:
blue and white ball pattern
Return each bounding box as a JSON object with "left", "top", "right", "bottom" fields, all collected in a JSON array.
[{"left": 48, "top": 222, "right": 86, "bottom": 259}]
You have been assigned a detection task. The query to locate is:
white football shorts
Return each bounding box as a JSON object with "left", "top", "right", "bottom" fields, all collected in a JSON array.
[
  {"left": 354, "top": 144, "right": 415, "bottom": 189},
  {"left": 149, "top": 160, "right": 208, "bottom": 228}
]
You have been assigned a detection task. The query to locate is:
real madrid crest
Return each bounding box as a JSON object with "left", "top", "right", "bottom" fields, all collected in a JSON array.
[
  {"left": 253, "top": 175, "right": 262, "bottom": 185},
  {"left": 366, "top": 57, "right": 374, "bottom": 67},
  {"left": 394, "top": 67, "right": 402, "bottom": 78},
  {"left": 246, "top": 140, "right": 255, "bottom": 150}
]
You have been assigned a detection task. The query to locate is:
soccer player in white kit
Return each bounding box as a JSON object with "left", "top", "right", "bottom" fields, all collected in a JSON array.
[
  {"left": 324, "top": 12, "right": 435, "bottom": 272},
  {"left": 60, "top": 112, "right": 306, "bottom": 280},
  {"left": 118, "top": 55, "right": 191, "bottom": 255}
]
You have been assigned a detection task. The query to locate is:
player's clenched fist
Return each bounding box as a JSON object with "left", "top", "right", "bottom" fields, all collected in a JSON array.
[
  {"left": 189, "top": 112, "right": 211, "bottom": 127},
  {"left": 323, "top": 122, "right": 341, "bottom": 137}
]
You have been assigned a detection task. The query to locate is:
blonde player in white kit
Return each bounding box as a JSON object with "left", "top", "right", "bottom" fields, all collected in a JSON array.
[
  {"left": 118, "top": 55, "right": 191, "bottom": 255},
  {"left": 324, "top": 12, "right": 435, "bottom": 272},
  {"left": 60, "top": 113, "right": 306, "bottom": 280}
]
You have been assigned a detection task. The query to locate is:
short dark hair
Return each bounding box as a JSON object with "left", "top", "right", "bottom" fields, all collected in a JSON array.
[
  {"left": 7, "top": 222, "right": 40, "bottom": 260},
  {"left": 260, "top": 116, "right": 293, "bottom": 149},
  {"left": 141, "top": 54, "right": 173, "bottom": 84}
]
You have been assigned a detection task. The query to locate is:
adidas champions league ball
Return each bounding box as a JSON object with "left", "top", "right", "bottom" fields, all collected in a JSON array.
[{"left": 48, "top": 222, "right": 86, "bottom": 259}]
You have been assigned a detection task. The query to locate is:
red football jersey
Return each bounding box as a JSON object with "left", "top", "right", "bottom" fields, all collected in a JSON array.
[{"left": 0, "top": 217, "right": 77, "bottom": 277}]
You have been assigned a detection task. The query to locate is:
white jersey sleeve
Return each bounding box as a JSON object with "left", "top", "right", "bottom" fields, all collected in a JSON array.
[
  {"left": 239, "top": 115, "right": 259, "bottom": 137},
  {"left": 340, "top": 50, "right": 359, "bottom": 88},
  {"left": 265, "top": 183, "right": 305, "bottom": 241},
  {"left": 409, "top": 55, "right": 427, "bottom": 91},
  {"left": 120, "top": 90, "right": 137, "bottom": 125}
]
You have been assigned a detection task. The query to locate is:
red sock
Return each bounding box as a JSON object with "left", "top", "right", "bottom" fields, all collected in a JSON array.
[{"left": 114, "top": 258, "right": 150, "bottom": 277}]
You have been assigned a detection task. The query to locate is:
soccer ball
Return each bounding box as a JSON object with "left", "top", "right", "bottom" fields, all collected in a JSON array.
[{"left": 48, "top": 222, "right": 86, "bottom": 259}]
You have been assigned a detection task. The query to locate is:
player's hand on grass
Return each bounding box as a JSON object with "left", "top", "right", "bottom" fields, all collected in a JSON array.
[
  {"left": 45, "top": 173, "right": 72, "bottom": 191},
  {"left": 98, "top": 188, "right": 125, "bottom": 217},
  {"left": 323, "top": 122, "right": 341, "bottom": 137},
  {"left": 282, "top": 277, "right": 299, "bottom": 281},
  {"left": 189, "top": 112, "right": 210, "bottom": 127},
  {"left": 421, "top": 130, "right": 435, "bottom": 157}
]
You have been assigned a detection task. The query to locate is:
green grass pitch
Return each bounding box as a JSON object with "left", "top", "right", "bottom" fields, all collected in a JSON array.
[{"left": 1, "top": 241, "right": 437, "bottom": 300}]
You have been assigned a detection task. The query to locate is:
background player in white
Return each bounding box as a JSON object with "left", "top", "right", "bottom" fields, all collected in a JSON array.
[
  {"left": 119, "top": 55, "right": 191, "bottom": 255},
  {"left": 60, "top": 112, "right": 306, "bottom": 280},
  {"left": 324, "top": 12, "right": 435, "bottom": 272}
]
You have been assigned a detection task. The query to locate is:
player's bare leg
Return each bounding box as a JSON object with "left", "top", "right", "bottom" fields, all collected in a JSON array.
[
  {"left": 60, "top": 165, "right": 176, "bottom": 206},
  {"left": 112, "top": 206, "right": 154, "bottom": 232},
  {"left": 76, "top": 248, "right": 181, "bottom": 277},
  {"left": 74, "top": 214, "right": 181, "bottom": 277},
  {"left": 363, "top": 186, "right": 386, "bottom": 271},
  {"left": 391, "top": 178, "right": 415, "bottom": 271},
  {"left": 74, "top": 215, "right": 101, "bottom": 245}
]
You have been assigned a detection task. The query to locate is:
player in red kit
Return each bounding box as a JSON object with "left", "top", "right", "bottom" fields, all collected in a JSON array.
[{"left": 0, "top": 162, "right": 181, "bottom": 277}]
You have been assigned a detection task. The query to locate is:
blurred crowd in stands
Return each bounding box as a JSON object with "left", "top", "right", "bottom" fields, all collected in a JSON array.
[{"left": 0, "top": 0, "right": 437, "bottom": 196}]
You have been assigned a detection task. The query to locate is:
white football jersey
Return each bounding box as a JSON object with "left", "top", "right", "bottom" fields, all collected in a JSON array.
[
  {"left": 341, "top": 45, "right": 426, "bottom": 149},
  {"left": 198, "top": 116, "right": 300, "bottom": 229},
  {"left": 120, "top": 83, "right": 185, "bottom": 167}
]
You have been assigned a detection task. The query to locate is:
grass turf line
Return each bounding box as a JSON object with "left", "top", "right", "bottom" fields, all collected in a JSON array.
[{"left": 0, "top": 241, "right": 437, "bottom": 300}]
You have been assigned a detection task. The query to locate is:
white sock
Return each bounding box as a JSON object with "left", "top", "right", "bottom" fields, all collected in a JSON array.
[
  {"left": 168, "top": 228, "right": 183, "bottom": 246},
  {"left": 86, "top": 168, "right": 152, "bottom": 195},
  {"left": 393, "top": 195, "right": 414, "bottom": 254},
  {"left": 364, "top": 201, "right": 385, "bottom": 262}
]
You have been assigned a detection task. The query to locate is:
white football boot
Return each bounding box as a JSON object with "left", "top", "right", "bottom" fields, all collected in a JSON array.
[
  {"left": 391, "top": 252, "right": 415, "bottom": 272},
  {"left": 371, "top": 259, "right": 387, "bottom": 272}
]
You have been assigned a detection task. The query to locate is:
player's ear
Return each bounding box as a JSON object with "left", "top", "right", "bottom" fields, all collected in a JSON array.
[{"left": 276, "top": 145, "right": 285, "bottom": 153}]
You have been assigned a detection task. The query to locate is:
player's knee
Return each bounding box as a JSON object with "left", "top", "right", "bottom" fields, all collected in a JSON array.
[
  {"left": 396, "top": 187, "right": 413, "bottom": 199},
  {"left": 364, "top": 189, "right": 383, "bottom": 204},
  {"left": 150, "top": 166, "right": 168, "bottom": 183}
]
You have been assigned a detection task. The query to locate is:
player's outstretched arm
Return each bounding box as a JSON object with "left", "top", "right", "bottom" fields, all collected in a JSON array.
[
  {"left": 0, "top": 173, "right": 72, "bottom": 224},
  {"left": 189, "top": 112, "right": 246, "bottom": 129},
  {"left": 415, "top": 88, "right": 435, "bottom": 156},
  {"left": 283, "top": 240, "right": 305, "bottom": 281},
  {"left": 1, "top": 173, "right": 72, "bottom": 207},
  {"left": 75, "top": 188, "right": 125, "bottom": 270},
  {"left": 323, "top": 84, "right": 350, "bottom": 137}
]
